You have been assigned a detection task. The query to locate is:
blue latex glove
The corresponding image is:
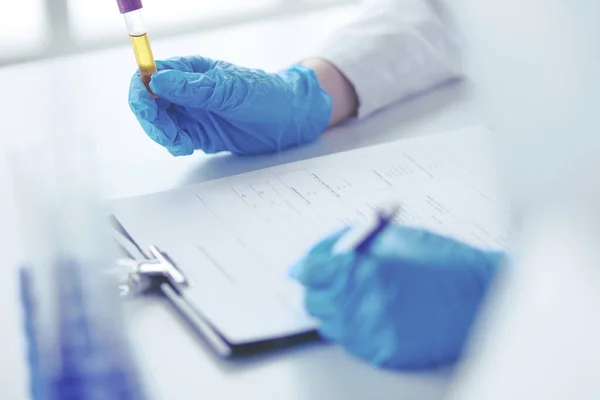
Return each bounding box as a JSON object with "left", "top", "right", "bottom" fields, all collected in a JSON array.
[
  {"left": 128, "top": 56, "right": 332, "bottom": 156},
  {"left": 290, "top": 224, "right": 505, "bottom": 370}
]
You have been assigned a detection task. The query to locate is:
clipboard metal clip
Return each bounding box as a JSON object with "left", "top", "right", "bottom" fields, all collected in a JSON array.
[
  {"left": 117, "top": 245, "right": 189, "bottom": 297},
  {"left": 109, "top": 216, "right": 316, "bottom": 359}
]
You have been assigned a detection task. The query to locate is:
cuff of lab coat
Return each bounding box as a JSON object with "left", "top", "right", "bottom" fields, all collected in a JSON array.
[{"left": 312, "top": 47, "right": 381, "bottom": 119}]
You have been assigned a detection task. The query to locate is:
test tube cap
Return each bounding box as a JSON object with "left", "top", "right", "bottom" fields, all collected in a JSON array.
[{"left": 117, "top": 0, "right": 143, "bottom": 13}]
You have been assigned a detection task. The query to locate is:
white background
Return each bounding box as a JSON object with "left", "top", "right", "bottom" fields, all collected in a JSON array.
[{"left": 0, "top": 0, "right": 350, "bottom": 64}]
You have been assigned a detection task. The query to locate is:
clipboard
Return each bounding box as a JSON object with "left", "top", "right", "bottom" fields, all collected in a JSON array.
[
  {"left": 106, "top": 126, "right": 509, "bottom": 359},
  {"left": 110, "top": 216, "right": 321, "bottom": 358}
]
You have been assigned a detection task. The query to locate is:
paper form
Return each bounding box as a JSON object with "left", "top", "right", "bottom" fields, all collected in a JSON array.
[{"left": 109, "top": 125, "right": 516, "bottom": 344}]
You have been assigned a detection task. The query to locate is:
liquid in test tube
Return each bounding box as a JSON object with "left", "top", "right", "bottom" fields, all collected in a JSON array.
[{"left": 117, "top": 0, "right": 158, "bottom": 98}]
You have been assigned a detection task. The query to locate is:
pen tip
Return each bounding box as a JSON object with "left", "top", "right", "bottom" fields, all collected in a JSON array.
[{"left": 376, "top": 202, "right": 401, "bottom": 220}]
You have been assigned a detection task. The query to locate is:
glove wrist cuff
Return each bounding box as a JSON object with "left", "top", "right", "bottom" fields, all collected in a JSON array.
[{"left": 282, "top": 64, "right": 333, "bottom": 141}]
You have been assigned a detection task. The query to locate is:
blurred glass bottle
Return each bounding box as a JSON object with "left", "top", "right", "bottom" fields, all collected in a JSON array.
[{"left": 10, "top": 64, "right": 150, "bottom": 400}]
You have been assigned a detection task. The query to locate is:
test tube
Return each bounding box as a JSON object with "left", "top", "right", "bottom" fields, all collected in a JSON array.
[{"left": 117, "top": 0, "right": 158, "bottom": 98}]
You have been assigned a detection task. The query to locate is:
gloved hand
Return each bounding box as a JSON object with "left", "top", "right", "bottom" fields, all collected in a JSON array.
[
  {"left": 128, "top": 56, "right": 332, "bottom": 156},
  {"left": 289, "top": 224, "right": 505, "bottom": 370}
]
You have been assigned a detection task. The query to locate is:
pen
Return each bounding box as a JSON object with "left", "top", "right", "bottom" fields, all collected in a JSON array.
[{"left": 332, "top": 202, "right": 400, "bottom": 255}]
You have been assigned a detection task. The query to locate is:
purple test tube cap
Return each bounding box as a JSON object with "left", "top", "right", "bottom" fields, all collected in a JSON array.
[{"left": 117, "top": 0, "right": 143, "bottom": 13}]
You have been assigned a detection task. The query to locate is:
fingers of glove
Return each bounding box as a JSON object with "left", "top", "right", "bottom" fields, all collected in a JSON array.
[
  {"left": 370, "top": 225, "right": 480, "bottom": 268},
  {"left": 304, "top": 288, "right": 338, "bottom": 320},
  {"left": 302, "top": 256, "right": 369, "bottom": 342},
  {"left": 307, "top": 225, "right": 351, "bottom": 256},
  {"left": 132, "top": 96, "right": 196, "bottom": 156},
  {"left": 155, "top": 56, "right": 217, "bottom": 74},
  {"left": 334, "top": 259, "right": 406, "bottom": 366},
  {"left": 290, "top": 251, "right": 355, "bottom": 290},
  {"left": 300, "top": 251, "right": 356, "bottom": 313},
  {"left": 325, "top": 258, "right": 390, "bottom": 345},
  {"left": 164, "top": 132, "right": 195, "bottom": 156},
  {"left": 162, "top": 108, "right": 198, "bottom": 156},
  {"left": 304, "top": 289, "right": 345, "bottom": 341},
  {"left": 288, "top": 226, "right": 350, "bottom": 283},
  {"left": 129, "top": 72, "right": 185, "bottom": 151},
  {"left": 136, "top": 99, "right": 179, "bottom": 145},
  {"left": 345, "top": 324, "right": 402, "bottom": 368},
  {"left": 149, "top": 69, "right": 219, "bottom": 109},
  {"left": 129, "top": 72, "right": 159, "bottom": 122}
]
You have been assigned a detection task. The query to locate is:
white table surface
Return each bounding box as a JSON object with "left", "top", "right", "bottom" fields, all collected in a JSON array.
[{"left": 1, "top": 2, "right": 598, "bottom": 399}]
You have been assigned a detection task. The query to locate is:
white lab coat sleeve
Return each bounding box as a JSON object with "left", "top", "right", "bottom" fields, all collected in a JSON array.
[{"left": 313, "top": 0, "right": 462, "bottom": 118}]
